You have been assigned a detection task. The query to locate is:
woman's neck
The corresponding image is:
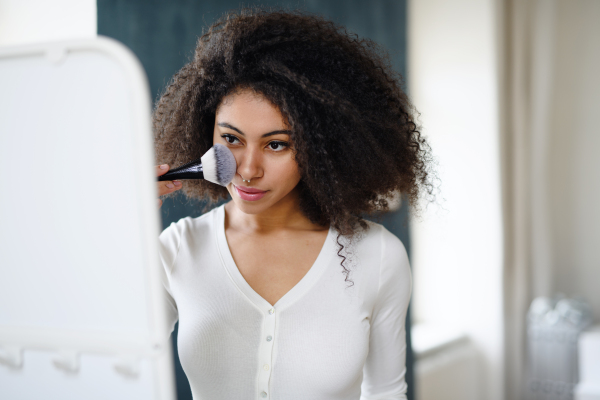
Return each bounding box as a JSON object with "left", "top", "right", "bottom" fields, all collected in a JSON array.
[{"left": 224, "top": 187, "right": 325, "bottom": 234}]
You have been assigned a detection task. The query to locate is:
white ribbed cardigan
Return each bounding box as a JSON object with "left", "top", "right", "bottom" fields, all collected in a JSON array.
[{"left": 158, "top": 204, "right": 412, "bottom": 400}]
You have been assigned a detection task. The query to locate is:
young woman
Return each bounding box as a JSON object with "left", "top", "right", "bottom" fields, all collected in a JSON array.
[{"left": 153, "top": 8, "right": 432, "bottom": 400}]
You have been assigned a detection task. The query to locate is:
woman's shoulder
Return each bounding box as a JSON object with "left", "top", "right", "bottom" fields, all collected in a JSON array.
[
  {"left": 348, "top": 220, "right": 411, "bottom": 282},
  {"left": 157, "top": 206, "right": 222, "bottom": 274},
  {"left": 159, "top": 205, "right": 221, "bottom": 243},
  {"left": 357, "top": 220, "right": 412, "bottom": 297},
  {"left": 354, "top": 220, "right": 408, "bottom": 258}
]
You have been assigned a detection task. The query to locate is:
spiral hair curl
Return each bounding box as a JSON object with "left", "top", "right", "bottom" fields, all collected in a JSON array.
[{"left": 153, "top": 8, "right": 434, "bottom": 285}]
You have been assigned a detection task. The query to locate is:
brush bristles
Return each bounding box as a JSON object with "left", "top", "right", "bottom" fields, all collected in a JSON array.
[{"left": 201, "top": 144, "right": 236, "bottom": 186}]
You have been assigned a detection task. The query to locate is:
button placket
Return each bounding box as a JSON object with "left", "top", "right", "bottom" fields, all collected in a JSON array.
[{"left": 257, "top": 306, "right": 276, "bottom": 399}]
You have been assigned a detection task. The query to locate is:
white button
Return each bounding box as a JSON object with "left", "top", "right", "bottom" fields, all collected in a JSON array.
[
  {"left": 266, "top": 335, "right": 272, "bottom": 342},
  {"left": 263, "top": 364, "right": 270, "bottom": 371},
  {"left": 268, "top": 308, "right": 275, "bottom": 315},
  {"left": 260, "top": 391, "right": 267, "bottom": 398}
]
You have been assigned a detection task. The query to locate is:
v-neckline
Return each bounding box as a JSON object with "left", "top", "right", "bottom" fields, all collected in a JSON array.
[{"left": 214, "top": 204, "right": 334, "bottom": 312}]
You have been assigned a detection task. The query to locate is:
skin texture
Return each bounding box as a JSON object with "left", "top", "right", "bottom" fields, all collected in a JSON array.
[
  {"left": 214, "top": 90, "right": 302, "bottom": 219},
  {"left": 216, "top": 90, "right": 328, "bottom": 306}
]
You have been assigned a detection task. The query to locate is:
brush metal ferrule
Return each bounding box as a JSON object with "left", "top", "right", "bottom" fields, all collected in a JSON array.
[{"left": 157, "top": 157, "right": 204, "bottom": 181}]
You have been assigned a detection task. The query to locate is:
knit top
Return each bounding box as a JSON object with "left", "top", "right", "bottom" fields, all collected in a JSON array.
[{"left": 158, "top": 204, "right": 412, "bottom": 400}]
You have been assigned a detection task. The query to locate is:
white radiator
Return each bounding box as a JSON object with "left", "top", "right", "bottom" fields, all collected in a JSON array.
[{"left": 527, "top": 296, "right": 592, "bottom": 400}]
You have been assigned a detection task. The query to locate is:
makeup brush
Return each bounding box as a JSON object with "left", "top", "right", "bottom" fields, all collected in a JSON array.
[{"left": 157, "top": 144, "right": 236, "bottom": 186}]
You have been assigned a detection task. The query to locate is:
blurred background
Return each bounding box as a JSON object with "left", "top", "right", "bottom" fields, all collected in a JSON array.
[{"left": 1, "top": 1, "right": 599, "bottom": 400}]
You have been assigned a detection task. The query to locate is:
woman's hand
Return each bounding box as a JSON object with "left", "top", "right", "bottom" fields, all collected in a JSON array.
[{"left": 156, "top": 164, "right": 182, "bottom": 208}]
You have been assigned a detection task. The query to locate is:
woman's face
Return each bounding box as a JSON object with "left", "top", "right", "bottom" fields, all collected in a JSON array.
[{"left": 213, "top": 89, "right": 301, "bottom": 215}]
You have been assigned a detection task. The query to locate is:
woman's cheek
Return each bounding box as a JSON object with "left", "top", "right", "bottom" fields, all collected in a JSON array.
[{"left": 276, "top": 156, "right": 298, "bottom": 180}]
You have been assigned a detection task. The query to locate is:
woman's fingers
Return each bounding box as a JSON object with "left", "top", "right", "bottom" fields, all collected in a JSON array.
[
  {"left": 159, "top": 180, "right": 182, "bottom": 196},
  {"left": 157, "top": 164, "right": 169, "bottom": 177},
  {"left": 156, "top": 164, "right": 182, "bottom": 208}
]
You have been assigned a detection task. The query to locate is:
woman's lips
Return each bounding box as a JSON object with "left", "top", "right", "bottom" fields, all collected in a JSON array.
[{"left": 234, "top": 184, "right": 268, "bottom": 201}]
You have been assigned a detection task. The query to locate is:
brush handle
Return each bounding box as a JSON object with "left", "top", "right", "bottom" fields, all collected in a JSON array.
[{"left": 157, "top": 157, "right": 204, "bottom": 181}]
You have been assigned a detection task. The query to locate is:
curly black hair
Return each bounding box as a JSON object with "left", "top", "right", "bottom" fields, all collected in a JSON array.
[{"left": 153, "top": 8, "right": 434, "bottom": 285}]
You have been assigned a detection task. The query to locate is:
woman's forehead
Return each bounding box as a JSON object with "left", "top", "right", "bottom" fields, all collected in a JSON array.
[{"left": 216, "top": 90, "right": 289, "bottom": 134}]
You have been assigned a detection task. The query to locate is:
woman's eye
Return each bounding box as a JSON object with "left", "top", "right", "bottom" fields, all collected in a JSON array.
[
  {"left": 268, "top": 141, "right": 288, "bottom": 151},
  {"left": 222, "top": 134, "right": 240, "bottom": 145}
]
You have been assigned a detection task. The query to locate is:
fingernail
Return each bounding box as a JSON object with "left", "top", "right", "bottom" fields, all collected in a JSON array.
[
  {"left": 160, "top": 164, "right": 168, "bottom": 170},
  {"left": 166, "top": 183, "right": 174, "bottom": 189},
  {"left": 173, "top": 181, "right": 181, "bottom": 186}
]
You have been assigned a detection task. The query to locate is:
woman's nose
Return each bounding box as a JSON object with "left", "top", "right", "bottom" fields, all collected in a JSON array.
[{"left": 236, "top": 146, "right": 262, "bottom": 181}]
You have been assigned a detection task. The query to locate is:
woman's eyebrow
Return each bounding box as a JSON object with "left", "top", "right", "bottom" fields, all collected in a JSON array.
[{"left": 217, "top": 122, "right": 291, "bottom": 138}]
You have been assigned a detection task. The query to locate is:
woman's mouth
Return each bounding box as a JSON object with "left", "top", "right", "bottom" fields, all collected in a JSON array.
[{"left": 234, "top": 184, "right": 268, "bottom": 201}]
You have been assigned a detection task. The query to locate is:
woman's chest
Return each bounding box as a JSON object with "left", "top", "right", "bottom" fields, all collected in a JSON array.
[
  {"left": 175, "top": 286, "right": 371, "bottom": 397},
  {"left": 226, "top": 231, "right": 328, "bottom": 306},
  {"left": 170, "top": 234, "right": 377, "bottom": 397}
]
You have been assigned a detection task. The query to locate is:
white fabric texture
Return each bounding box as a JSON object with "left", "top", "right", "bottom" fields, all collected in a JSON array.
[{"left": 158, "top": 204, "right": 412, "bottom": 400}]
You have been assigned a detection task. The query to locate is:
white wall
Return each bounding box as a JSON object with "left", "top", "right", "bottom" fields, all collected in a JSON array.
[
  {"left": 549, "top": 1, "right": 600, "bottom": 322},
  {"left": 415, "top": 340, "right": 481, "bottom": 400},
  {"left": 408, "top": 0, "right": 504, "bottom": 399},
  {"left": 0, "top": 0, "right": 96, "bottom": 47}
]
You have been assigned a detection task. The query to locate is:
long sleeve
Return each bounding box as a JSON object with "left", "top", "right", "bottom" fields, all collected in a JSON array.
[
  {"left": 360, "top": 227, "right": 413, "bottom": 400},
  {"left": 157, "top": 221, "right": 182, "bottom": 340}
]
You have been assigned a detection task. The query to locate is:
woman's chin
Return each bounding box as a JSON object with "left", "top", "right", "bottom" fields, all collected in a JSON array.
[{"left": 230, "top": 194, "right": 273, "bottom": 214}]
